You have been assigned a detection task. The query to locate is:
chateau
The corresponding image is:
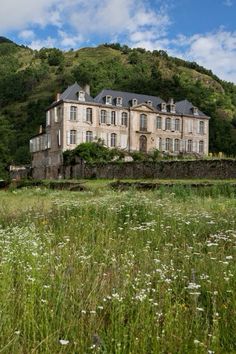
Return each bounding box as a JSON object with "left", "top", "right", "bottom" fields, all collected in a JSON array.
[{"left": 30, "top": 82, "right": 210, "bottom": 178}]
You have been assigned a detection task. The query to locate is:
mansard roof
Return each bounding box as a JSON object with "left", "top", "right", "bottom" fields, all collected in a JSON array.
[
  {"left": 175, "top": 99, "right": 208, "bottom": 117},
  {"left": 60, "top": 82, "right": 94, "bottom": 102},
  {"left": 58, "top": 83, "right": 209, "bottom": 118},
  {"left": 94, "top": 89, "right": 164, "bottom": 107}
]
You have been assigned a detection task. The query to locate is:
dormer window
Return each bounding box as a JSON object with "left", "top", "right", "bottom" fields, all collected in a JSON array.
[
  {"left": 161, "top": 103, "right": 167, "bottom": 112},
  {"left": 116, "top": 97, "right": 123, "bottom": 106},
  {"left": 78, "top": 91, "right": 85, "bottom": 101},
  {"left": 132, "top": 98, "right": 138, "bottom": 106},
  {"left": 192, "top": 107, "right": 198, "bottom": 115},
  {"left": 106, "top": 95, "right": 112, "bottom": 105},
  {"left": 147, "top": 100, "right": 152, "bottom": 106},
  {"left": 170, "top": 104, "right": 176, "bottom": 113}
]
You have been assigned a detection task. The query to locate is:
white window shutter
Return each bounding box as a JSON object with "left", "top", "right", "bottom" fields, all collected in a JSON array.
[
  {"left": 67, "top": 131, "right": 70, "bottom": 145},
  {"left": 107, "top": 133, "right": 110, "bottom": 147},
  {"left": 171, "top": 119, "right": 175, "bottom": 131},
  {"left": 83, "top": 108, "right": 87, "bottom": 122},
  {"left": 54, "top": 107, "right": 58, "bottom": 122},
  {"left": 76, "top": 131, "right": 81, "bottom": 145},
  {"left": 107, "top": 111, "right": 111, "bottom": 125},
  {"left": 117, "top": 111, "right": 121, "bottom": 126},
  {"left": 156, "top": 138, "right": 159, "bottom": 149},
  {"left": 120, "top": 134, "right": 127, "bottom": 149},
  {"left": 82, "top": 131, "right": 86, "bottom": 143}
]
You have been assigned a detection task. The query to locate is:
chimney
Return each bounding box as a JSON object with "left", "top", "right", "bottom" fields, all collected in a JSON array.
[
  {"left": 83, "top": 84, "right": 90, "bottom": 96},
  {"left": 39, "top": 125, "right": 43, "bottom": 134},
  {"left": 56, "top": 93, "right": 61, "bottom": 101},
  {"left": 168, "top": 98, "right": 174, "bottom": 105}
]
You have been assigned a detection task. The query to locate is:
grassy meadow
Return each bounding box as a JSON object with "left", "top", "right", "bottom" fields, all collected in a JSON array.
[{"left": 0, "top": 181, "right": 236, "bottom": 353}]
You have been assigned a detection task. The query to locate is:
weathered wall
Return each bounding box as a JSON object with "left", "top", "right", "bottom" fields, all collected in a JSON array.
[{"left": 62, "top": 159, "right": 236, "bottom": 180}]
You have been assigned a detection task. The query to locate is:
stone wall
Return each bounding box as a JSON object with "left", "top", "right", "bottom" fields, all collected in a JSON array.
[{"left": 62, "top": 159, "right": 236, "bottom": 180}]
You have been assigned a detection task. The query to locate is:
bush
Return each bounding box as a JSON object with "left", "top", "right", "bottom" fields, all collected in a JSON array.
[{"left": 63, "top": 142, "right": 125, "bottom": 165}]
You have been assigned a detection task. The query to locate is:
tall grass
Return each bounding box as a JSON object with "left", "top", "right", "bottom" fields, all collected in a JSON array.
[{"left": 0, "top": 185, "right": 236, "bottom": 353}]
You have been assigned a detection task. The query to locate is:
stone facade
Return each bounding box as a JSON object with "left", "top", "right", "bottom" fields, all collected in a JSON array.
[{"left": 30, "top": 83, "right": 210, "bottom": 178}]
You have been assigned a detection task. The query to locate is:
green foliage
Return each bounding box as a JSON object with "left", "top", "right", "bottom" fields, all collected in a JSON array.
[
  {"left": 63, "top": 142, "right": 125, "bottom": 165},
  {"left": 1, "top": 187, "right": 236, "bottom": 352}
]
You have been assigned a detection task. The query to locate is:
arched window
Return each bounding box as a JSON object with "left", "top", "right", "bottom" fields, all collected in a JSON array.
[
  {"left": 187, "top": 140, "right": 193, "bottom": 152},
  {"left": 174, "top": 139, "right": 180, "bottom": 152},
  {"left": 111, "top": 133, "right": 117, "bottom": 147},
  {"left": 70, "top": 106, "right": 77, "bottom": 121},
  {"left": 165, "top": 118, "right": 171, "bottom": 130},
  {"left": 199, "top": 140, "right": 204, "bottom": 154},
  {"left": 166, "top": 138, "right": 172, "bottom": 151},
  {"left": 86, "top": 108, "right": 92, "bottom": 123},
  {"left": 100, "top": 110, "right": 107, "bottom": 124},
  {"left": 156, "top": 116, "right": 162, "bottom": 129},
  {"left": 140, "top": 114, "right": 147, "bottom": 131},
  {"left": 199, "top": 121, "right": 204, "bottom": 135},
  {"left": 121, "top": 112, "right": 128, "bottom": 126},
  {"left": 86, "top": 131, "right": 93, "bottom": 143},
  {"left": 175, "top": 119, "right": 180, "bottom": 131},
  {"left": 139, "top": 135, "right": 147, "bottom": 152}
]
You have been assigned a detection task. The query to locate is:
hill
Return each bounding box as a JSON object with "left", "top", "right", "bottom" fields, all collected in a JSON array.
[{"left": 0, "top": 40, "right": 236, "bottom": 174}]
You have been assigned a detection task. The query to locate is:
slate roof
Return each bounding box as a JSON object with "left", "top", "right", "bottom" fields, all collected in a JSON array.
[
  {"left": 94, "top": 89, "right": 164, "bottom": 108},
  {"left": 60, "top": 82, "right": 94, "bottom": 102},
  {"left": 58, "top": 83, "right": 209, "bottom": 118},
  {"left": 175, "top": 99, "right": 207, "bottom": 117}
]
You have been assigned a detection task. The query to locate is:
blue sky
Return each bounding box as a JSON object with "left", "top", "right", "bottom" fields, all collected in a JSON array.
[{"left": 1, "top": 0, "right": 236, "bottom": 82}]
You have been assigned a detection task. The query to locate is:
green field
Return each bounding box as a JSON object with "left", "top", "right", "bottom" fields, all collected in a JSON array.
[{"left": 0, "top": 182, "right": 236, "bottom": 353}]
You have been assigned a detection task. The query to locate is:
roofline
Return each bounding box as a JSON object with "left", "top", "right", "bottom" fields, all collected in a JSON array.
[{"left": 46, "top": 99, "right": 210, "bottom": 118}]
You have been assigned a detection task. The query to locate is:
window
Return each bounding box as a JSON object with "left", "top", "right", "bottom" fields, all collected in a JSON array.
[
  {"left": 116, "top": 97, "right": 123, "bottom": 106},
  {"left": 175, "top": 119, "right": 180, "bottom": 131},
  {"left": 147, "top": 100, "right": 152, "bottom": 106},
  {"left": 121, "top": 112, "right": 128, "bottom": 126},
  {"left": 46, "top": 111, "right": 50, "bottom": 126},
  {"left": 57, "top": 130, "right": 61, "bottom": 146},
  {"left": 199, "top": 121, "right": 204, "bottom": 135},
  {"left": 156, "top": 116, "right": 162, "bottom": 129},
  {"left": 165, "top": 118, "right": 171, "bottom": 130},
  {"left": 70, "top": 130, "right": 76, "bottom": 144},
  {"left": 188, "top": 120, "right": 193, "bottom": 133},
  {"left": 100, "top": 110, "right": 107, "bottom": 124},
  {"left": 140, "top": 114, "right": 147, "bottom": 131},
  {"left": 86, "top": 131, "right": 93, "bottom": 142},
  {"left": 111, "top": 133, "right": 117, "bottom": 147},
  {"left": 111, "top": 111, "right": 116, "bottom": 125},
  {"left": 199, "top": 140, "right": 204, "bottom": 154},
  {"left": 78, "top": 91, "right": 85, "bottom": 101},
  {"left": 187, "top": 140, "right": 192, "bottom": 152},
  {"left": 170, "top": 104, "right": 176, "bottom": 113},
  {"left": 159, "top": 137, "right": 162, "bottom": 151},
  {"left": 174, "top": 139, "right": 180, "bottom": 152},
  {"left": 106, "top": 95, "right": 112, "bottom": 105},
  {"left": 132, "top": 99, "right": 138, "bottom": 106},
  {"left": 70, "top": 106, "right": 77, "bottom": 121},
  {"left": 86, "top": 108, "right": 92, "bottom": 123},
  {"left": 193, "top": 107, "right": 198, "bottom": 115},
  {"left": 161, "top": 103, "right": 166, "bottom": 112},
  {"left": 57, "top": 107, "right": 63, "bottom": 121},
  {"left": 166, "top": 138, "right": 172, "bottom": 151}
]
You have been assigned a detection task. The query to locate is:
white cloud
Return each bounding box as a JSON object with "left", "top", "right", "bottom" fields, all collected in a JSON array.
[
  {"left": 29, "top": 37, "right": 57, "bottom": 50},
  {"left": 183, "top": 30, "right": 236, "bottom": 83},
  {"left": 0, "top": 0, "right": 61, "bottom": 32},
  {"left": 58, "top": 30, "right": 84, "bottom": 48},
  {"left": 19, "top": 30, "right": 35, "bottom": 40},
  {"left": 223, "top": 0, "right": 233, "bottom": 6}
]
